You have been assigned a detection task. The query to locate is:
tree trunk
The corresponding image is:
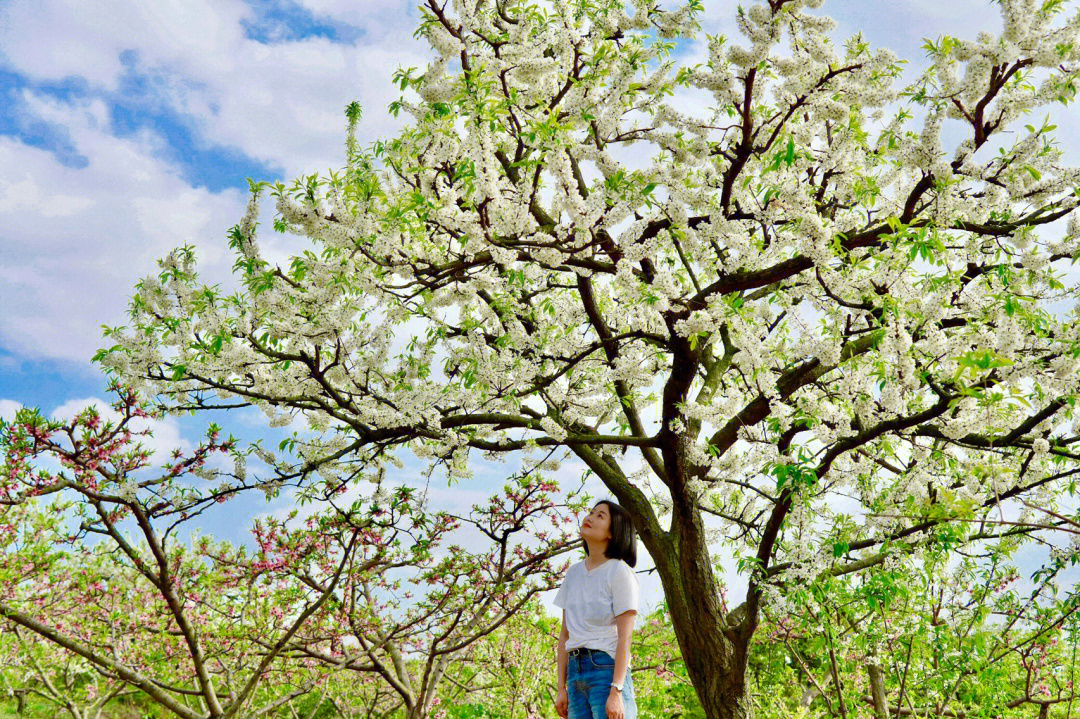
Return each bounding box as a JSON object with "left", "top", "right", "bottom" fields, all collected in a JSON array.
[
  {"left": 404, "top": 700, "right": 428, "bottom": 719},
  {"left": 637, "top": 482, "right": 756, "bottom": 719},
  {"left": 577, "top": 435, "right": 758, "bottom": 718},
  {"left": 665, "top": 606, "right": 752, "bottom": 719},
  {"left": 867, "top": 662, "right": 888, "bottom": 719}
]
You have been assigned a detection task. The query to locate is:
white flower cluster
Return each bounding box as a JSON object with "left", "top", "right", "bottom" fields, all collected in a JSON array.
[
  {"left": 191, "top": 466, "right": 221, "bottom": 481},
  {"left": 85, "top": 0, "right": 1080, "bottom": 610},
  {"left": 539, "top": 415, "right": 568, "bottom": 442},
  {"left": 116, "top": 479, "right": 139, "bottom": 503},
  {"left": 259, "top": 478, "right": 285, "bottom": 500},
  {"left": 251, "top": 444, "right": 276, "bottom": 465},
  {"left": 674, "top": 309, "right": 715, "bottom": 338},
  {"left": 237, "top": 189, "right": 261, "bottom": 260},
  {"left": 233, "top": 453, "right": 247, "bottom": 482}
]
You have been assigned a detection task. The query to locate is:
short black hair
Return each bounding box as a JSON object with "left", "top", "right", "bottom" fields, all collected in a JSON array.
[{"left": 584, "top": 499, "right": 637, "bottom": 568}]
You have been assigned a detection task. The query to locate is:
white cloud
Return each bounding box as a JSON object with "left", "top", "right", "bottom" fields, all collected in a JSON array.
[
  {"left": 0, "top": 0, "right": 431, "bottom": 177},
  {"left": 0, "top": 177, "right": 93, "bottom": 217},
  {"left": 0, "top": 96, "right": 242, "bottom": 364},
  {"left": 295, "top": 0, "right": 418, "bottom": 30},
  {"left": 0, "top": 399, "right": 23, "bottom": 422},
  {"left": 0, "top": 0, "right": 129, "bottom": 91}
]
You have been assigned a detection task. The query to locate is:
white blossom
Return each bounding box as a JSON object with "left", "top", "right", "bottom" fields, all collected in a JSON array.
[{"left": 90, "top": 0, "right": 1080, "bottom": 616}]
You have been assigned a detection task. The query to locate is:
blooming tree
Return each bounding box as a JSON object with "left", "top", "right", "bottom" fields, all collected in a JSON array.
[
  {"left": 0, "top": 387, "right": 391, "bottom": 718},
  {"left": 94, "top": 0, "right": 1080, "bottom": 716},
  {"left": 755, "top": 535, "right": 1080, "bottom": 718},
  {"left": 0, "top": 609, "right": 136, "bottom": 719},
  {"left": 243, "top": 473, "right": 580, "bottom": 719},
  {"left": 0, "top": 384, "right": 584, "bottom": 719}
]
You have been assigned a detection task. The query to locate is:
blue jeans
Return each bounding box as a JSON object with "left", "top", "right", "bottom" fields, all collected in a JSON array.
[{"left": 567, "top": 648, "right": 637, "bottom": 719}]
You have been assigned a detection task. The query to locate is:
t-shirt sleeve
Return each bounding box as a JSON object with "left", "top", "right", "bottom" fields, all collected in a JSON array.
[
  {"left": 554, "top": 573, "right": 569, "bottom": 609},
  {"left": 611, "top": 562, "right": 639, "bottom": 617}
]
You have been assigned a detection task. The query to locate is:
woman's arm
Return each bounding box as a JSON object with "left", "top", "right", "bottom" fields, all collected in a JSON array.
[
  {"left": 612, "top": 610, "right": 637, "bottom": 691},
  {"left": 558, "top": 609, "right": 569, "bottom": 690}
]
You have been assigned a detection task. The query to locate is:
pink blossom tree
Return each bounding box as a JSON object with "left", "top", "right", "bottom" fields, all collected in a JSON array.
[
  {"left": 229, "top": 470, "right": 580, "bottom": 719},
  {"left": 0, "top": 384, "right": 395, "bottom": 718},
  {"left": 0, "top": 611, "right": 136, "bottom": 718},
  {"left": 0, "top": 382, "right": 584, "bottom": 719}
]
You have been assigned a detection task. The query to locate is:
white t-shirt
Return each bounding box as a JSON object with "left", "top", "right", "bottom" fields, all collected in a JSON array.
[{"left": 554, "top": 557, "right": 639, "bottom": 660}]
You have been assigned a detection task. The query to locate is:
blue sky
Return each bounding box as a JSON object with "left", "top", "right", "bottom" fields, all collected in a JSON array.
[{"left": 2, "top": 0, "right": 1078, "bottom": 620}]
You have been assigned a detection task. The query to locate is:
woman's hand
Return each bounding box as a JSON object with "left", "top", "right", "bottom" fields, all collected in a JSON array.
[
  {"left": 606, "top": 688, "right": 625, "bottom": 719},
  {"left": 555, "top": 686, "right": 569, "bottom": 718}
]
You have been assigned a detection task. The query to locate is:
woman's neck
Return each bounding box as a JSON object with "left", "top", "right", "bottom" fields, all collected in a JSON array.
[{"left": 584, "top": 540, "right": 609, "bottom": 568}]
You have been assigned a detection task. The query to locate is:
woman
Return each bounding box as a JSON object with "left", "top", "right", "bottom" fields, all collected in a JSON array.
[{"left": 554, "top": 499, "right": 640, "bottom": 719}]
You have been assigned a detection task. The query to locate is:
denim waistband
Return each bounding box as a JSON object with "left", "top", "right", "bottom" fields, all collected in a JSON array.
[{"left": 568, "top": 647, "right": 604, "bottom": 657}]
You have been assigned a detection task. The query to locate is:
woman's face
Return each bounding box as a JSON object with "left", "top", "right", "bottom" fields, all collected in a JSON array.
[{"left": 580, "top": 503, "right": 613, "bottom": 544}]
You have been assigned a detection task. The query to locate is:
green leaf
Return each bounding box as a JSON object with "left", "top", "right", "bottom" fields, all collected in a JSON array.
[
  {"left": 345, "top": 101, "right": 363, "bottom": 123},
  {"left": 950, "top": 348, "right": 1015, "bottom": 383}
]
